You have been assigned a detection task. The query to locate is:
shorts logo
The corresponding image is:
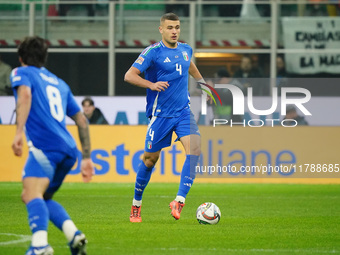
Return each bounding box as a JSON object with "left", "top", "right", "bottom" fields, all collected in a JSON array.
[
  {"left": 147, "top": 141, "right": 152, "bottom": 149},
  {"left": 135, "top": 56, "right": 145, "bottom": 65},
  {"left": 182, "top": 51, "right": 189, "bottom": 61}
]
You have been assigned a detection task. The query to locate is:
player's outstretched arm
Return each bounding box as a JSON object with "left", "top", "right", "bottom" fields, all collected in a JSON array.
[
  {"left": 189, "top": 61, "right": 204, "bottom": 81},
  {"left": 12, "top": 85, "right": 32, "bottom": 157},
  {"left": 189, "top": 61, "right": 213, "bottom": 104},
  {"left": 71, "top": 112, "right": 94, "bottom": 182},
  {"left": 124, "top": 66, "right": 169, "bottom": 92}
]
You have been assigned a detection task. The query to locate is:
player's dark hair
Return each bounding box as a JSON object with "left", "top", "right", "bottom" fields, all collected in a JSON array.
[
  {"left": 82, "top": 97, "right": 94, "bottom": 106},
  {"left": 160, "top": 13, "right": 179, "bottom": 24},
  {"left": 18, "top": 36, "right": 48, "bottom": 67}
]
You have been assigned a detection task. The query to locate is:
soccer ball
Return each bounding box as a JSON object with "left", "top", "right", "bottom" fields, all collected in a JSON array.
[{"left": 196, "top": 202, "right": 221, "bottom": 225}]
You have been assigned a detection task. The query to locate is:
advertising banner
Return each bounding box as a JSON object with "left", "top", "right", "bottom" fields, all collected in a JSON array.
[
  {"left": 282, "top": 17, "right": 340, "bottom": 74},
  {"left": 1, "top": 126, "right": 339, "bottom": 184}
]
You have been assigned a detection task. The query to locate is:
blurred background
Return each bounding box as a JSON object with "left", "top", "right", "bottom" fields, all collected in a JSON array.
[
  {"left": 0, "top": 0, "right": 340, "bottom": 126},
  {"left": 1, "top": 0, "right": 339, "bottom": 95}
]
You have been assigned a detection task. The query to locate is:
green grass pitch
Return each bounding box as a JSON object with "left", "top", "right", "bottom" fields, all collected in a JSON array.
[{"left": 0, "top": 182, "right": 339, "bottom": 255}]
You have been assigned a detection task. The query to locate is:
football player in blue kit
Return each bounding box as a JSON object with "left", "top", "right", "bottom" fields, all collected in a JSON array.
[
  {"left": 125, "top": 13, "right": 206, "bottom": 222},
  {"left": 11, "top": 36, "right": 94, "bottom": 255}
]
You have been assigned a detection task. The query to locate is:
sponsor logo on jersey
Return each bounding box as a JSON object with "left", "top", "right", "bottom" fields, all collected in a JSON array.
[
  {"left": 163, "top": 57, "right": 171, "bottom": 63},
  {"left": 135, "top": 56, "right": 145, "bottom": 65},
  {"left": 182, "top": 51, "right": 189, "bottom": 61}
]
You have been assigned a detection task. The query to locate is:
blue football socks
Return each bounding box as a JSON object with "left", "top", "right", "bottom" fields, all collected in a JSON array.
[
  {"left": 45, "top": 199, "right": 71, "bottom": 230},
  {"left": 134, "top": 162, "right": 154, "bottom": 201},
  {"left": 177, "top": 155, "right": 199, "bottom": 198},
  {"left": 26, "top": 198, "right": 49, "bottom": 233}
]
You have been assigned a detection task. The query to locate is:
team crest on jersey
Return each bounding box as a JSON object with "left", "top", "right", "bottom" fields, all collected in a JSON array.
[
  {"left": 182, "top": 51, "right": 189, "bottom": 61},
  {"left": 135, "top": 56, "right": 145, "bottom": 65},
  {"left": 147, "top": 141, "right": 152, "bottom": 149}
]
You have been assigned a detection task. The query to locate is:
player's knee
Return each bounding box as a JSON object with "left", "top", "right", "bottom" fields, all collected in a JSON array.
[
  {"left": 143, "top": 156, "right": 159, "bottom": 168},
  {"left": 190, "top": 145, "right": 201, "bottom": 156},
  {"left": 21, "top": 190, "right": 28, "bottom": 204},
  {"left": 144, "top": 158, "right": 157, "bottom": 168},
  {"left": 21, "top": 189, "right": 34, "bottom": 204}
]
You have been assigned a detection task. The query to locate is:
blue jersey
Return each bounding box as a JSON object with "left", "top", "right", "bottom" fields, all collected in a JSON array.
[
  {"left": 132, "top": 41, "right": 192, "bottom": 118},
  {"left": 11, "top": 66, "right": 80, "bottom": 157}
]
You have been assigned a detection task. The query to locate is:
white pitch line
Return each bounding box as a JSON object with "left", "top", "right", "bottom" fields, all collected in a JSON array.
[
  {"left": 156, "top": 247, "right": 340, "bottom": 254},
  {"left": 0, "top": 233, "right": 31, "bottom": 246}
]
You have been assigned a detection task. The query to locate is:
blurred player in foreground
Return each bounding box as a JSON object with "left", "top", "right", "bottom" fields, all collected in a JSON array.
[
  {"left": 11, "top": 36, "right": 94, "bottom": 255},
  {"left": 125, "top": 13, "right": 205, "bottom": 222}
]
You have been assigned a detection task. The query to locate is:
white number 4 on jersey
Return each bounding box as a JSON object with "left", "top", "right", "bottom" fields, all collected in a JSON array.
[
  {"left": 176, "top": 63, "right": 182, "bottom": 75},
  {"left": 149, "top": 128, "right": 155, "bottom": 141}
]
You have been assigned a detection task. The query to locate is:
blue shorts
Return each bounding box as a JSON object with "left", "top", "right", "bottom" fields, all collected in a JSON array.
[
  {"left": 23, "top": 146, "right": 77, "bottom": 195},
  {"left": 144, "top": 107, "right": 200, "bottom": 153}
]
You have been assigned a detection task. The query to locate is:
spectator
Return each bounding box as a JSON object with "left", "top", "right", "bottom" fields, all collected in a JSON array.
[
  {"left": 233, "top": 54, "right": 263, "bottom": 79},
  {"left": 0, "top": 55, "right": 12, "bottom": 95},
  {"left": 283, "top": 105, "right": 309, "bottom": 126},
  {"left": 277, "top": 55, "right": 288, "bottom": 78},
  {"left": 81, "top": 97, "right": 108, "bottom": 124},
  {"left": 233, "top": 54, "right": 267, "bottom": 96},
  {"left": 276, "top": 55, "right": 289, "bottom": 94}
]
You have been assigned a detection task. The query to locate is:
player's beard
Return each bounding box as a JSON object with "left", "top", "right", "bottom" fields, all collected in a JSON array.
[{"left": 165, "top": 37, "right": 178, "bottom": 48}]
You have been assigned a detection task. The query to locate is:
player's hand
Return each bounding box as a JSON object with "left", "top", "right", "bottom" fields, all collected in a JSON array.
[
  {"left": 81, "top": 158, "right": 95, "bottom": 183},
  {"left": 12, "top": 134, "right": 23, "bottom": 157},
  {"left": 149, "top": 81, "right": 169, "bottom": 92}
]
